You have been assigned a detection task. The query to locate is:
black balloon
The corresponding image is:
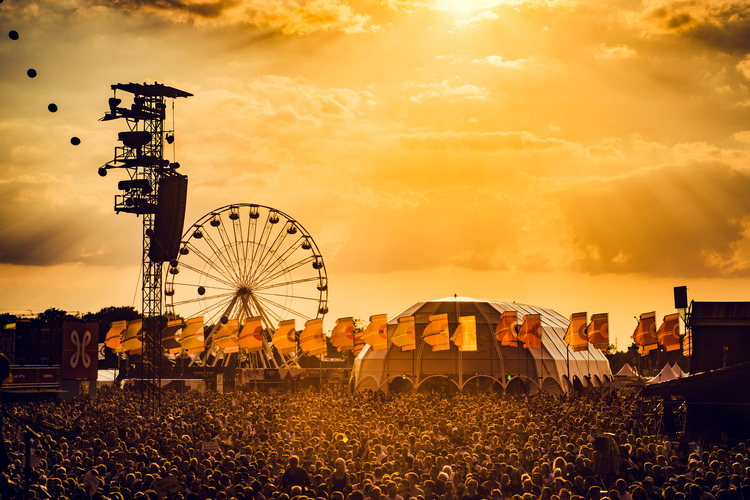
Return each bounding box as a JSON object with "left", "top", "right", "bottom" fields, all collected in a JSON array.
[
  {"left": 70, "top": 137, "right": 81, "bottom": 146},
  {"left": 27, "top": 69, "right": 36, "bottom": 78},
  {"left": 48, "top": 103, "right": 58, "bottom": 113},
  {"left": 9, "top": 31, "right": 19, "bottom": 41}
]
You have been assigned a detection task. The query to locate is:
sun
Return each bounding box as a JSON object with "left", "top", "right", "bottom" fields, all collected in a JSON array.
[{"left": 431, "top": 0, "right": 504, "bottom": 15}]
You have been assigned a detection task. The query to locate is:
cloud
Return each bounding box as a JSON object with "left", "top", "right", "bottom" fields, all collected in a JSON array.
[
  {"left": 454, "top": 10, "right": 499, "bottom": 29},
  {"left": 732, "top": 130, "right": 750, "bottom": 143},
  {"left": 737, "top": 55, "right": 750, "bottom": 79},
  {"left": 642, "top": 0, "right": 750, "bottom": 54},
  {"left": 252, "top": 0, "right": 372, "bottom": 35},
  {"left": 403, "top": 80, "right": 490, "bottom": 103},
  {"left": 106, "top": 0, "right": 373, "bottom": 35},
  {"left": 392, "top": 130, "right": 568, "bottom": 151},
  {"left": 559, "top": 162, "right": 750, "bottom": 277},
  {"left": 0, "top": 174, "right": 138, "bottom": 266},
  {"left": 484, "top": 55, "right": 528, "bottom": 69},
  {"left": 596, "top": 43, "right": 637, "bottom": 60},
  {"left": 192, "top": 76, "right": 369, "bottom": 133},
  {"left": 108, "top": 0, "right": 236, "bottom": 18}
]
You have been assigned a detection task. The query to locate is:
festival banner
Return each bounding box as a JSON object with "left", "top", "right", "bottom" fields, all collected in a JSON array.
[{"left": 62, "top": 321, "right": 98, "bottom": 379}]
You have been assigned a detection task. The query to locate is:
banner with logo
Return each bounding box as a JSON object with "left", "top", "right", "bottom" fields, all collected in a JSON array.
[{"left": 62, "top": 321, "right": 99, "bottom": 379}]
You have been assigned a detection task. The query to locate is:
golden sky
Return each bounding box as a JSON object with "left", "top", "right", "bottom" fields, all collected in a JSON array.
[{"left": 2, "top": 0, "right": 750, "bottom": 349}]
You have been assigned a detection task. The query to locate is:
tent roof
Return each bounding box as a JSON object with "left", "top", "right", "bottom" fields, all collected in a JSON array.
[
  {"left": 386, "top": 297, "right": 608, "bottom": 364},
  {"left": 647, "top": 363, "right": 678, "bottom": 384},
  {"left": 614, "top": 363, "right": 636, "bottom": 377},
  {"left": 671, "top": 363, "right": 689, "bottom": 378}
]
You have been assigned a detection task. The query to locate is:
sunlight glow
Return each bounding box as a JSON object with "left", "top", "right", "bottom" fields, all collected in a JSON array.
[{"left": 432, "top": 0, "right": 507, "bottom": 14}]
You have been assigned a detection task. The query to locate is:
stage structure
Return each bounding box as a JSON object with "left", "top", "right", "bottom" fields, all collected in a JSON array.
[
  {"left": 167, "top": 203, "right": 329, "bottom": 369},
  {"left": 98, "top": 82, "right": 192, "bottom": 415},
  {"left": 353, "top": 296, "right": 611, "bottom": 394}
]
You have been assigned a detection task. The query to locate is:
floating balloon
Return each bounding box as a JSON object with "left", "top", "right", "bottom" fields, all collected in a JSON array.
[
  {"left": 8, "top": 31, "right": 19, "bottom": 41},
  {"left": 27, "top": 69, "right": 37, "bottom": 78},
  {"left": 70, "top": 137, "right": 81, "bottom": 146},
  {"left": 48, "top": 103, "right": 58, "bottom": 113}
]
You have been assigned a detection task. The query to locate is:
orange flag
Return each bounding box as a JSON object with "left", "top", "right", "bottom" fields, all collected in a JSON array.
[
  {"left": 518, "top": 314, "right": 542, "bottom": 349},
  {"left": 423, "top": 313, "right": 450, "bottom": 352},
  {"left": 564, "top": 312, "right": 588, "bottom": 352},
  {"left": 391, "top": 316, "right": 416, "bottom": 351},
  {"left": 633, "top": 312, "right": 658, "bottom": 354},
  {"left": 495, "top": 311, "right": 519, "bottom": 346},
  {"left": 657, "top": 313, "right": 681, "bottom": 352},
  {"left": 452, "top": 316, "right": 477, "bottom": 352},
  {"left": 588, "top": 313, "right": 609, "bottom": 351}
]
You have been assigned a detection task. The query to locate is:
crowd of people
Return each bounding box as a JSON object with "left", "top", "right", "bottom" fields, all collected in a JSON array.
[{"left": 0, "top": 384, "right": 747, "bottom": 500}]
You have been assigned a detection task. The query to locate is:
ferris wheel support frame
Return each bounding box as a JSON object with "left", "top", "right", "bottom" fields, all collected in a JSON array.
[{"left": 167, "top": 203, "right": 329, "bottom": 371}]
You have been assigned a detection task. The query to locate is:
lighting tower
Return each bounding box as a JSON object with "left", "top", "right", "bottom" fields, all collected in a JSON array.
[{"left": 98, "top": 82, "right": 192, "bottom": 415}]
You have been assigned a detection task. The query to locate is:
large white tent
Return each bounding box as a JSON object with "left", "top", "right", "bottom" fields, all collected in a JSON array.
[{"left": 352, "top": 296, "right": 611, "bottom": 394}]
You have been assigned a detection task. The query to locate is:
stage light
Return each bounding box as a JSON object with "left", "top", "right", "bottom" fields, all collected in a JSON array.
[
  {"left": 98, "top": 167, "right": 107, "bottom": 177},
  {"left": 48, "top": 103, "right": 58, "bottom": 113},
  {"left": 166, "top": 134, "right": 174, "bottom": 144},
  {"left": 221, "top": 316, "right": 228, "bottom": 324},
  {"left": 27, "top": 69, "right": 36, "bottom": 78},
  {"left": 9, "top": 31, "right": 19, "bottom": 41},
  {"left": 118, "top": 131, "right": 151, "bottom": 149},
  {"left": 70, "top": 137, "right": 81, "bottom": 146},
  {"left": 198, "top": 286, "right": 205, "bottom": 295}
]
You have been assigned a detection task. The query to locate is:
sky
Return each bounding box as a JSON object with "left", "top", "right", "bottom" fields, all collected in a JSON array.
[{"left": 2, "top": 0, "right": 750, "bottom": 350}]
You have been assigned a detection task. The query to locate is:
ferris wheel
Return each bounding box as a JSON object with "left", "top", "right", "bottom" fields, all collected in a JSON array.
[{"left": 165, "top": 203, "right": 328, "bottom": 367}]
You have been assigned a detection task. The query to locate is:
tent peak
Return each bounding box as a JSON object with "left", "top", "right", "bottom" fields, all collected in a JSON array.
[{"left": 433, "top": 295, "right": 488, "bottom": 303}]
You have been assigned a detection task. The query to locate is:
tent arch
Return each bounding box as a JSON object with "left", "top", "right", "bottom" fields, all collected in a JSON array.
[
  {"left": 356, "top": 376, "right": 379, "bottom": 392},
  {"left": 416, "top": 375, "right": 460, "bottom": 393},
  {"left": 541, "top": 376, "right": 563, "bottom": 395},
  {"left": 505, "top": 376, "right": 539, "bottom": 394},
  {"left": 387, "top": 375, "right": 416, "bottom": 393},
  {"left": 461, "top": 375, "right": 503, "bottom": 394}
]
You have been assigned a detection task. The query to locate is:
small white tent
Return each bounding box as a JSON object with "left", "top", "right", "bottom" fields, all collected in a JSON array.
[
  {"left": 671, "top": 362, "right": 689, "bottom": 378},
  {"left": 614, "top": 363, "right": 637, "bottom": 378},
  {"left": 647, "top": 363, "right": 678, "bottom": 384}
]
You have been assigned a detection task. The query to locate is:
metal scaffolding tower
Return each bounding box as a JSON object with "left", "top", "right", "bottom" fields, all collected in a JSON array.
[{"left": 98, "top": 82, "right": 192, "bottom": 415}]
